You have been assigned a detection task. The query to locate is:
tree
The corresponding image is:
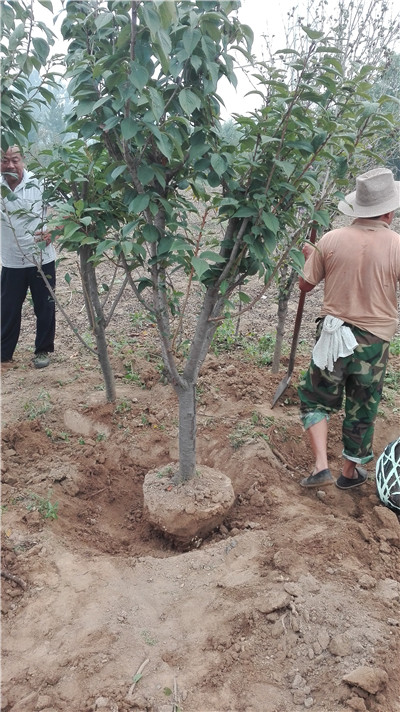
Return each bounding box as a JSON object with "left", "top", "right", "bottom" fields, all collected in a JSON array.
[
  {"left": 256, "top": 0, "right": 400, "bottom": 370},
  {"left": 30, "top": 138, "right": 137, "bottom": 403},
  {"left": 0, "top": 0, "right": 61, "bottom": 150},
  {"left": 58, "top": 0, "right": 398, "bottom": 488}
]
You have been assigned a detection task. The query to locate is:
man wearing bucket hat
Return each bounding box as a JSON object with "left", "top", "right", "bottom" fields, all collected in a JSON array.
[{"left": 297, "top": 167, "right": 400, "bottom": 490}]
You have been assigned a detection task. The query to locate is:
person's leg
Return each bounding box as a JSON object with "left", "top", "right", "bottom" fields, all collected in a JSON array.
[
  {"left": 1, "top": 266, "right": 29, "bottom": 361},
  {"left": 339, "top": 331, "right": 389, "bottom": 483},
  {"left": 298, "top": 358, "right": 346, "bottom": 487},
  {"left": 29, "top": 262, "right": 56, "bottom": 355},
  {"left": 306, "top": 417, "right": 329, "bottom": 474}
]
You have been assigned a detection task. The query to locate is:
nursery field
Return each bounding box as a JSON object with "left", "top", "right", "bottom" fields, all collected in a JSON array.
[{"left": 1, "top": 247, "right": 400, "bottom": 712}]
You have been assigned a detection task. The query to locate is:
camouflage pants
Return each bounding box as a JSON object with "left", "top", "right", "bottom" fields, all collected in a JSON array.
[{"left": 298, "top": 321, "right": 389, "bottom": 464}]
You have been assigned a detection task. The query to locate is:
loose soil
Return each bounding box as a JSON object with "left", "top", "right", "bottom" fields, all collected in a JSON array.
[{"left": 1, "top": 248, "right": 400, "bottom": 712}]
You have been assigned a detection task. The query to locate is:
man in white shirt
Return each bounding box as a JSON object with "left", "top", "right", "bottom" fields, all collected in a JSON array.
[{"left": 1, "top": 146, "right": 56, "bottom": 368}]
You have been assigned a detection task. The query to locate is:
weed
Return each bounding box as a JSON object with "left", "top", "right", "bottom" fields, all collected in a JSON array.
[
  {"left": 23, "top": 389, "right": 51, "bottom": 420},
  {"left": 58, "top": 432, "right": 71, "bottom": 442},
  {"left": 141, "top": 414, "right": 150, "bottom": 426},
  {"left": 229, "top": 413, "right": 275, "bottom": 449},
  {"left": 244, "top": 332, "right": 277, "bottom": 366},
  {"left": 78, "top": 437, "right": 85, "bottom": 445},
  {"left": 115, "top": 400, "right": 132, "bottom": 413},
  {"left": 211, "top": 316, "right": 238, "bottom": 354},
  {"left": 26, "top": 491, "right": 58, "bottom": 520},
  {"left": 130, "top": 310, "right": 148, "bottom": 329},
  {"left": 123, "top": 364, "right": 145, "bottom": 387},
  {"left": 141, "top": 630, "right": 158, "bottom": 646},
  {"left": 389, "top": 336, "right": 400, "bottom": 356},
  {"left": 96, "top": 432, "right": 106, "bottom": 442}
]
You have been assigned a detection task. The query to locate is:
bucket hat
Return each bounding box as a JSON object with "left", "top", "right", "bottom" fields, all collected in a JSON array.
[{"left": 338, "top": 167, "right": 400, "bottom": 217}]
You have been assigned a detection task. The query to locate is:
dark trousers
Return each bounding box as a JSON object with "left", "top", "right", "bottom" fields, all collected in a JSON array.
[{"left": 1, "top": 262, "right": 56, "bottom": 361}]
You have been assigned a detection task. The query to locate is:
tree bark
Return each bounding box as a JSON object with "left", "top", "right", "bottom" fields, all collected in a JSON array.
[{"left": 79, "top": 246, "right": 116, "bottom": 403}]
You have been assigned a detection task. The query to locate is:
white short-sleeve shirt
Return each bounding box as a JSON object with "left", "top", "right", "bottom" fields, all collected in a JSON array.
[{"left": 1, "top": 169, "right": 56, "bottom": 268}]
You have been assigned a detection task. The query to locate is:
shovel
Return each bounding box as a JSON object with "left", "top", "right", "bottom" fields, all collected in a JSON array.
[{"left": 271, "top": 225, "right": 317, "bottom": 408}]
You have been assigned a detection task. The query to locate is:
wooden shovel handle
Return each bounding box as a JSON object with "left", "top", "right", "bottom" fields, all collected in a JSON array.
[{"left": 287, "top": 224, "right": 318, "bottom": 374}]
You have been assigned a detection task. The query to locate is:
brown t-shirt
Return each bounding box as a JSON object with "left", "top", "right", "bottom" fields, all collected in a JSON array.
[{"left": 303, "top": 218, "right": 400, "bottom": 341}]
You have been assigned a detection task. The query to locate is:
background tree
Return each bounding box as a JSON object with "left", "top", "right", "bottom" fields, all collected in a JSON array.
[
  {"left": 0, "top": 0, "right": 60, "bottom": 150},
  {"left": 255, "top": 0, "right": 400, "bottom": 370},
  {"left": 57, "top": 0, "right": 398, "bottom": 485}
]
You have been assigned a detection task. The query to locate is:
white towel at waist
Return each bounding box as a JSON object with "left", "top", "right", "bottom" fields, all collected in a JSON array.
[{"left": 312, "top": 316, "right": 358, "bottom": 372}]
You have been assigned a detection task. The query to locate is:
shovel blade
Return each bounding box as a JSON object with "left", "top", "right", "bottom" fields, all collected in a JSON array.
[{"left": 271, "top": 373, "right": 292, "bottom": 408}]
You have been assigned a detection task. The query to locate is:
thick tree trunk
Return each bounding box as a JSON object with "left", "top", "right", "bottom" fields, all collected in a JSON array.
[
  {"left": 272, "top": 293, "right": 290, "bottom": 373},
  {"left": 271, "top": 269, "right": 297, "bottom": 373},
  {"left": 175, "top": 381, "right": 197, "bottom": 481},
  {"left": 79, "top": 246, "right": 116, "bottom": 403}
]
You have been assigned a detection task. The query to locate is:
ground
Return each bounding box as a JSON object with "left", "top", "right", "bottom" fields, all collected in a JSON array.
[{"left": 1, "top": 253, "right": 400, "bottom": 712}]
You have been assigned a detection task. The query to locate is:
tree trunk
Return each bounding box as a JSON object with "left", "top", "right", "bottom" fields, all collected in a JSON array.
[
  {"left": 271, "top": 269, "right": 297, "bottom": 373},
  {"left": 175, "top": 381, "right": 197, "bottom": 482},
  {"left": 79, "top": 246, "right": 116, "bottom": 403},
  {"left": 170, "top": 286, "right": 224, "bottom": 483},
  {"left": 272, "top": 293, "right": 290, "bottom": 373}
]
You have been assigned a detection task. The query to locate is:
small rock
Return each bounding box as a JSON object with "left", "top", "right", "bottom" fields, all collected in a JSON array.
[
  {"left": 329, "top": 633, "right": 352, "bottom": 657},
  {"left": 373, "top": 505, "right": 400, "bottom": 529},
  {"left": 357, "top": 523, "right": 371, "bottom": 541},
  {"left": 347, "top": 697, "right": 367, "bottom": 711},
  {"left": 343, "top": 666, "right": 389, "bottom": 694},
  {"left": 358, "top": 574, "right": 376, "bottom": 589},
  {"left": 255, "top": 588, "right": 291, "bottom": 614}
]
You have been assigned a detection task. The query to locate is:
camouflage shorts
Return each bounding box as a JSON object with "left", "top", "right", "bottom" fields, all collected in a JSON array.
[{"left": 298, "top": 320, "right": 390, "bottom": 464}]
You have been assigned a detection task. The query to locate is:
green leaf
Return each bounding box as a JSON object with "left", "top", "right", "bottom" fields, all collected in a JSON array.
[
  {"left": 232, "top": 207, "right": 256, "bottom": 218},
  {"left": 191, "top": 256, "right": 211, "bottom": 279},
  {"left": 179, "top": 89, "right": 201, "bottom": 115},
  {"left": 155, "top": 134, "right": 172, "bottom": 161},
  {"left": 121, "top": 118, "right": 139, "bottom": 140},
  {"left": 148, "top": 87, "right": 165, "bottom": 121},
  {"left": 37, "top": 0, "right": 53, "bottom": 9},
  {"left": 158, "top": 1, "right": 177, "bottom": 29},
  {"left": 210, "top": 154, "right": 227, "bottom": 177},
  {"left": 95, "top": 12, "right": 113, "bottom": 30},
  {"left": 32, "top": 37, "right": 50, "bottom": 64},
  {"left": 238, "top": 292, "right": 252, "bottom": 303},
  {"left": 301, "top": 26, "right": 325, "bottom": 40},
  {"left": 157, "top": 236, "right": 173, "bottom": 255},
  {"left": 274, "top": 160, "right": 296, "bottom": 178},
  {"left": 137, "top": 164, "right": 154, "bottom": 186},
  {"left": 130, "top": 194, "right": 150, "bottom": 213},
  {"left": 155, "top": 28, "right": 172, "bottom": 73},
  {"left": 183, "top": 28, "right": 201, "bottom": 55},
  {"left": 262, "top": 213, "right": 280, "bottom": 234},
  {"left": 142, "top": 224, "right": 159, "bottom": 242},
  {"left": 200, "top": 251, "right": 226, "bottom": 263},
  {"left": 130, "top": 63, "right": 149, "bottom": 91},
  {"left": 111, "top": 165, "right": 127, "bottom": 180}
]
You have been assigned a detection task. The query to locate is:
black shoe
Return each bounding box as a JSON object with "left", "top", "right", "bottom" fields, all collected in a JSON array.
[{"left": 33, "top": 352, "right": 50, "bottom": 369}]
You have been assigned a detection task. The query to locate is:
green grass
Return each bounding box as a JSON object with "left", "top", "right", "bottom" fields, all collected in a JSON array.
[
  {"left": 229, "top": 412, "right": 275, "bottom": 450},
  {"left": 211, "top": 316, "right": 278, "bottom": 366},
  {"left": 26, "top": 490, "right": 59, "bottom": 520},
  {"left": 23, "top": 389, "right": 51, "bottom": 419},
  {"left": 390, "top": 336, "right": 400, "bottom": 356}
]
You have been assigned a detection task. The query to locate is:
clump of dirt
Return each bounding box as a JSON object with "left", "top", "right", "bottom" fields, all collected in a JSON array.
[{"left": 1, "top": 250, "right": 400, "bottom": 712}]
